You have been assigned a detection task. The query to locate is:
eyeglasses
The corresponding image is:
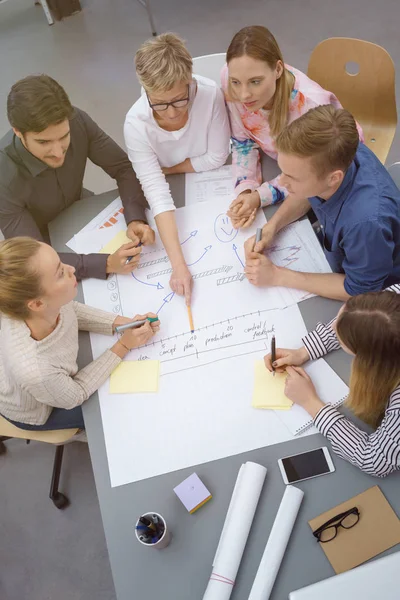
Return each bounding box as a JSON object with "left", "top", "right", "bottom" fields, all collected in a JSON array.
[
  {"left": 312, "top": 507, "right": 360, "bottom": 543},
  {"left": 147, "top": 84, "right": 190, "bottom": 112}
]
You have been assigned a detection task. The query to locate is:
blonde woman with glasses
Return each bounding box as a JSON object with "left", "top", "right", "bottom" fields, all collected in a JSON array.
[{"left": 124, "top": 33, "right": 230, "bottom": 304}]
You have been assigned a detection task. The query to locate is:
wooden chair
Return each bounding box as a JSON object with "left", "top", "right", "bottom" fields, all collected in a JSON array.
[
  {"left": 307, "top": 38, "right": 397, "bottom": 164},
  {"left": 0, "top": 415, "right": 78, "bottom": 509}
]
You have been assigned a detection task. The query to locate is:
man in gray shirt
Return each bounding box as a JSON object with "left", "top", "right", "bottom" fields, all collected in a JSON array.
[{"left": 0, "top": 74, "right": 155, "bottom": 280}]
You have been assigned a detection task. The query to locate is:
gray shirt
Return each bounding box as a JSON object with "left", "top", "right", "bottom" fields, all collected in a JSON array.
[{"left": 0, "top": 107, "right": 148, "bottom": 280}]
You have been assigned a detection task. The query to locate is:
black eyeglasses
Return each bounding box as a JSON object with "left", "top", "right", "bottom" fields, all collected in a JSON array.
[
  {"left": 312, "top": 507, "right": 360, "bottom": 543},
  {"left": 147, "top": 84, "right": 190, "bottom": 112}
]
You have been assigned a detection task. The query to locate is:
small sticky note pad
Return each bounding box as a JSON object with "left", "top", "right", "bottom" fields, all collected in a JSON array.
[
  {"left": 252, "top": 360, "right": 293, "bottom": 410},
  {"left": 173, "top": 473, "right": 212, "bottom": 514},
  {"left": 100, "top": 230, "right": 131, "bottom": 254},
  {"left": 109, "top": 360, "right": 160, "bottom": 394}
]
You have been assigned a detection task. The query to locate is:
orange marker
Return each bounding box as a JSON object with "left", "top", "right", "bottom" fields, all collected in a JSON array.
[{"left": 187, "top": 305, "right": 195, "bottom": 333}]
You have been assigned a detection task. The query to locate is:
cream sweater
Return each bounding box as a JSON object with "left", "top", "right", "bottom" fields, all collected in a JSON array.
[{"left": 0, "top": 301, "right": 121, "bottom": 425}]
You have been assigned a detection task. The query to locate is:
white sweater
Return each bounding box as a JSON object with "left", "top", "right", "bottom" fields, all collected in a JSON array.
[
  {"left": 124, "top": 74, "right": 230, "bottom": 217},
  {"left": 0, "top": 302, "right": 121, "bottom": 425}
]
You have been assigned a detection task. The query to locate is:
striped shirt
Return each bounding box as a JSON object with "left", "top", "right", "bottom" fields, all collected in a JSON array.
[{"left": 302, "top": 283, "right": 400, "bottom": 477}]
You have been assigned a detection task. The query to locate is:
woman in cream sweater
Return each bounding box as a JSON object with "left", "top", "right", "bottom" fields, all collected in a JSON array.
[{"left": 0, "top": 237, "right": 159, "bottom": 431}]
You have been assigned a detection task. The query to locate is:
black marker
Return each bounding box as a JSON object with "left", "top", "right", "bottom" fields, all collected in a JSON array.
[{"left": 271, "top": 335, "right": 276, "bottom": 377}]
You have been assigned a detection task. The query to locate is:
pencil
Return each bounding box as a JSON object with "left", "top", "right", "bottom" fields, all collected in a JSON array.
[
  {"left": 187, "top": 305, "right": 195, "bottom": 333},
  {"left": 271, "top": 335, "right": 276, "bottom": 377}
]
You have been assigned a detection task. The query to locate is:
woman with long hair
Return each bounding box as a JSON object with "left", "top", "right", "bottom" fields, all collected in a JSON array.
[
  {"left": 0, "top": 238, "right": 159, "bottom": 432},
  {"left": 124, "top": 33, "right": 230, "bottom": 304},
  {"left": 223, "top": 25, "right": 363, "bottom": 229},
  {"left": 264, "top": 285, "right": 400, "bottom": 476}
]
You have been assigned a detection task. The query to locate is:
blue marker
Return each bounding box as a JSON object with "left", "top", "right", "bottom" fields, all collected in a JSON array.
[{"left": 126, "top": 241, "right": 143, "bottom": 265}]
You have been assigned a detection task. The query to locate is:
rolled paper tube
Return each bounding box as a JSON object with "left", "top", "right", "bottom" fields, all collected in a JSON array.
[
  {"left": 247, "top": 485, "right": 304, "bottom": 600},
  {"left": 203, "top": 461, "right": 267, "bottom": 600}
]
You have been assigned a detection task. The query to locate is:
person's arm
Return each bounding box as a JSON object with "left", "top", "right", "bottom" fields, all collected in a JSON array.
[
  {"left": 341, "top": 220, "right": 396, "bottom": 296},
  {"left": 155, "top": 211, "right": 192, "bottom": 303},
  {"left": 312, "top": 390, "right": 400, "bottom": 477},
  {"left": 73, "top": 301, "right": 117, "bottom": 334},
  {"left": 79, "top": 109, "right": 148, "bottom": 225},
  {"left": 302, "top": 318, "right": 341, "bottom": 359},
  {"left": 189, "top": 87, "right": 230, "bottom": 173},
  {"left": 0, "top": 186, "right": 109, "bottom": 281},
  {"left": 123, "top": 118, "right": 175, "bottom": 218},
  {"left": 162, "top": 158, "right": 195, "bottom": 176}
]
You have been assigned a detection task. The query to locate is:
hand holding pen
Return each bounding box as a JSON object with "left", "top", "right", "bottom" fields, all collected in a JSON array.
[
  {"left": 263, "top": 346, "right": 310, "bottom": 373},
  {"left": 114, "top": 313, "right": 160, "bottom": 351}
]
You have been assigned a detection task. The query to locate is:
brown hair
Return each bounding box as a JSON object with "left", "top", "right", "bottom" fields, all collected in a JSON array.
[
  {"left": 7, "top": 75, "right": 73, "bottom": 134},
  {"left": 135, "top": 33, "right": 193, "bottom": 94},
  {"left": 0, "top": 238, "right": 43, "bottom": 320},
  {"left": 226, "top": 26, "right": 293, "bottom": 137},
  {"left": 336, "top": 291, "right": 400, "bottom": 427},
  {"left": 276, "top": 105, "right": 359, "bottom": 177}
]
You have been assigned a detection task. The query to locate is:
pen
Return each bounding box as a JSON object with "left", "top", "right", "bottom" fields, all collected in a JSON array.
[
  {"left": 139, "top": 516, "right": 157, "bottom": 532},
  {"left": 254, "top": 227, "right": 263, "bottom": 251},
  {"left": 115, "top": 316, "right": 159, "bottom": 334},
  {"left": 125, "top": 241, "right": 143, "bottom": 265},
  {"left": 271, "top": 334, "right": 276, "bottom": 377},
  {"left": 187, "top": 305, "right": 195, "bottom": 334}
]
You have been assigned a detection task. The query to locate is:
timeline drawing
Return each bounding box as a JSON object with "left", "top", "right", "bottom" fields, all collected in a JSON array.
[{"left": 217, "top": 272, "right": 246, "bottom": 286}]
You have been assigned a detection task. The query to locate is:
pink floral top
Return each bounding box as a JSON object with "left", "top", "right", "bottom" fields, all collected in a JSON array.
[{"left": 221, "top": 64, "right": 364, "bottom": 205}]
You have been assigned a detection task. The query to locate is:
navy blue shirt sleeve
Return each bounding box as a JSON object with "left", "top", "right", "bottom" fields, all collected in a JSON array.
[{"left": 343, "top": 219, "right": 395, "bottom": 295}]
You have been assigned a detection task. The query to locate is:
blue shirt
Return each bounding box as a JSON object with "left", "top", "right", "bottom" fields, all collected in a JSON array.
[{"left": 308, "top": 143, "right": 400, "bottom": 295}]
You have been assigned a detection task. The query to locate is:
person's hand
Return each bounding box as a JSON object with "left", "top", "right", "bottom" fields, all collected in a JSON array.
[
  {"left": 126, "top": 221, "right": 156, "bottom": 246},
  {"left": 244, "top": 223, "right": 277, "bottom": 258},
  {"left": 106, "top": 242, "right": 142, "bottom": 274},
  {"left": 119, "top": 313, "right": 160, "bottom": 350},
  {"left": 227, "top": 191, "right": 260, "bottom": 229},
  {"left": 169, "top": 263, "right": 193, "bottom": 304},
  {"left": 245, "top": 251, "right": 279, "bottom": 287},
  {"left": 264, "top": 347, "right": 310, "bottom": 373},
  {"left": 284, "top": 366, "right": 323, "bottom": 416}
]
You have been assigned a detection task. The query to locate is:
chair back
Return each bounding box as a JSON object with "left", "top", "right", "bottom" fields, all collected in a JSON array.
[
  {"left": 0, "top": 414, "right": 78, "bottom": 444},
  {"left": 193, "top": 53, "right": 226, "bottom": 86},
  {"left": 307, "top": 38, "right": 397, "bottom": 164}
]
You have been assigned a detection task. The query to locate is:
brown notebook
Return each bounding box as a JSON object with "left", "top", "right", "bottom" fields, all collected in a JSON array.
[{"left": 308, "top": 485, "right": 400, "bottom": 574}]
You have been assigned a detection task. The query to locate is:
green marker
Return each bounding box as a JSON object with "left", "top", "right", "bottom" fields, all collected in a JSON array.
[{"left": 115, "top": 316, "right": 159, "bottom": 333}]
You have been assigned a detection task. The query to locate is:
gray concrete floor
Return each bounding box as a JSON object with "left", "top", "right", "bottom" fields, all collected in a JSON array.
[{"left": 0, "top": 1, "right": 399, "bottom": 599}]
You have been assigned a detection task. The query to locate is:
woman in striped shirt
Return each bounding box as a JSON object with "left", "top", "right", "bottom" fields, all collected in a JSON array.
[{"left": 264, "top": 285, "right": 400, "bottom": 476}]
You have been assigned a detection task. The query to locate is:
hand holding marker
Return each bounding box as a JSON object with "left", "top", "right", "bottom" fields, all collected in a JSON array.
[{"left": 115, "top": 316, "right": 159, "bottom": 334}]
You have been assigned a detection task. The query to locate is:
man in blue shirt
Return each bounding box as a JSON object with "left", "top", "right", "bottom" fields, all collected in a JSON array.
[{"left": 244, "top": 105, "right": 400, "bottom": 301}]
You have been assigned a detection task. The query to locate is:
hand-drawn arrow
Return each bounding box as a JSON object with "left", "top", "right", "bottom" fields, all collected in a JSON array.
[
  {"left": 156, "top": 292, "right": 175, "bottom": 314},
  {"left": 181, "top": 230, "right": 198, "bottom": 245},
  {"left": 232, "top": 243, "right": 245, "bottom": 269},
  {"left": 131, "top": 272, "right": 164, "bottom": 289},
  {"left": 187, "top": 245, "right": 212, "bottom": 267}
]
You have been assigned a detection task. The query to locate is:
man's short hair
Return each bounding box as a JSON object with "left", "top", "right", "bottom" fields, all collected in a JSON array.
[
  {"left": 276, "top": 105, "right": 359, "bottom": 177},
  {"left": 7, "top": 75, "right": 73, "bottom": 134}
]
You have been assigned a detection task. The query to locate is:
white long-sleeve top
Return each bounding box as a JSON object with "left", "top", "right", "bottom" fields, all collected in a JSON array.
[
  {"left": 0, "top": 301, "right": 121, "bottom": 425},
  {"left": 124, "top": 74, "right": 230, "bottom": 217},
  {"left": 302, "top": 283, "right": 400, "bottom": 477}
]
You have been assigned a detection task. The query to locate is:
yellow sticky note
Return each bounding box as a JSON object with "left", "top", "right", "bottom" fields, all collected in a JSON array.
[
  {"left": 110, "top": 360, "right": 160, "bottom": 394},
  {"left": 252, "top": 360, "right": 293, "bottom": 410},
  {"left": 99, "top": 230, "right": 131, "bottom": 254}
]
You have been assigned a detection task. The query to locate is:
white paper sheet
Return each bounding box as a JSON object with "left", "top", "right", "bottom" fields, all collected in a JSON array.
[
  {"left": 248, "top": 486, "right": 304, "bottom": 600},
  {"left": 203, "top": 462, "right": 267, "bottom": 600},
  {"left": 185, "top": 165, "right": 235, "bottom": 205},
  {"left": 65, "top": 197, "right": 125, "bottom": 251},
  {"left": 74, "top": 197, "right": 341, "bottom": 487}
]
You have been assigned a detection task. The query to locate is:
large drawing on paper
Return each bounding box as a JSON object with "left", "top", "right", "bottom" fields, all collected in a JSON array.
[{"left": 76, "top": 198, "right": 332, "bottom": 487}]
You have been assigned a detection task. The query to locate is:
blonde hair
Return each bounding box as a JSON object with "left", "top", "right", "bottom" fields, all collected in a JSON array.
[
  {"left": 226, "top": 26, "right": 293, "bottom": 138},
  {"left": 336, "top": 291, "right": 400, "bottom": 427},
  {"left": 135, "top": 33, "right": 193, "bottom": 94},
  {"left": 0, "top": 237, "right": 43, "bottom": 320},
  {"left": 276, "top": 105, "right": 359, "bottom": 177}
]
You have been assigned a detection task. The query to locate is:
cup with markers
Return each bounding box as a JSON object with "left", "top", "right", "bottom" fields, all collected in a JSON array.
[{"left": 135, "top": 512, "right": 171, "bottom": 549}]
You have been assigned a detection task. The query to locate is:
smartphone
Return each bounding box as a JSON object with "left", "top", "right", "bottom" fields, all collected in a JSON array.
[{"left": 278, "top": 447, "right": 335, "bottom": 484}]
